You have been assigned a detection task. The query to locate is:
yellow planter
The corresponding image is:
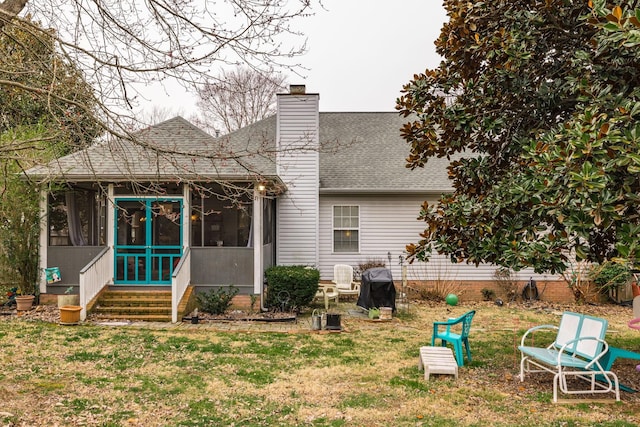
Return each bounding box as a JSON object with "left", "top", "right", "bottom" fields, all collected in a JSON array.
[{"left": 59, "top": 305, "right": 82, "bottom": 325}]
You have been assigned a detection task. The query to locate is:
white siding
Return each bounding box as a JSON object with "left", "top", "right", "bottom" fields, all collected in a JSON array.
[
  {"left": 276, "top": 93, "right": 320, "bottom": 266},
  {"left": 318, "top": 194, "right": 560, "bottom": 283}
]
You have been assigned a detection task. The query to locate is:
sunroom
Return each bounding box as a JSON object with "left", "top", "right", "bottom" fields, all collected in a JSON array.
[{"left": 26, "top": 117, "right": 280, "bottom": 321}]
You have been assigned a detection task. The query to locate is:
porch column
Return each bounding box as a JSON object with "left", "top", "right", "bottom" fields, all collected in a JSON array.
[
  {"left": 253, "top": 187, "right": 264, "bottom": 297},
  {"left": 38, "top": 188, "right": 48, "bottom": 294},
  {"left": 182, "top": 184, "right": 190, "bottom": 248},
  {"left": 107, "top": 184, "right": 115, "bottom": 249}
]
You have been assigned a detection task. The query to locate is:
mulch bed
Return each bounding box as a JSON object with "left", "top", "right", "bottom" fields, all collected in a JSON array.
[{"left": 188, "top": 309, "right": 297, "bottom": 323}]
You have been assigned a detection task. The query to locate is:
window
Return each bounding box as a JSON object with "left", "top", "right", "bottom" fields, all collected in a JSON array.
[{"left": 333, "top": 205, "right": 359, "bottom": 253}]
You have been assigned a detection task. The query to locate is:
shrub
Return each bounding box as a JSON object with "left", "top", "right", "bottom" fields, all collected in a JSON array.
[
  {"left": 196, "top": 286, "right": 239, "bottom": 315},
  {"left": 591, "top": 262, "right": 632, "bottom": 292},
  {"left": 481, "top": 288, "right": 496, "bottom": 301},
  {"left": 265, "top": 265, "right": 319, "bottom": 311},
  {"left": 354, "top": 258, "right": 386, "bottom": 280},
  {"left": 493, "top": 267, "right": 519, "bottom": 302}
]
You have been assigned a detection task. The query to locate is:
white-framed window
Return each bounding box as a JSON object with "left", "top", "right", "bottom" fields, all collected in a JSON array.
[{"left": 333, "top": 205, "right": 359, "bottom": 253}]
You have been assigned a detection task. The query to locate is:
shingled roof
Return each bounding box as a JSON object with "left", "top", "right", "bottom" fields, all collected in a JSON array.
[
  {"left": 26, "top": 113, "right": 453, "bottom": 194},
  {"left": 318, "top": 112, "right": 452, "bottom": 193},
  {"left": 25, "top": 116, "right": 279, "bottom": 182}
]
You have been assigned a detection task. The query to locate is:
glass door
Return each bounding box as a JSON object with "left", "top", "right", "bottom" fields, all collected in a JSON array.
[{"left": 114, "top": 199, "right": 182, "bottom": 285}]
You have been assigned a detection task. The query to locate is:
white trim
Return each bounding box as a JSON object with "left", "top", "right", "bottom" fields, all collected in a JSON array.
[
  {"left": 253, "top": 188, "right": 263, "bottom": 296},
  {"left": 107, "top": 184, "right": 115, "bottom": 250},
  {"left": 38, "top": 188, "right": 48, "bottom": 294},
  {"left": 182, "top": 184, "right": 190, "bottom": 249}
]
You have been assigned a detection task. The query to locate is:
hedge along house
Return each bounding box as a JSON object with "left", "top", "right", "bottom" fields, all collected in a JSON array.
[{"left": 26, "top": 85, "right": 569, "bottom": 323}]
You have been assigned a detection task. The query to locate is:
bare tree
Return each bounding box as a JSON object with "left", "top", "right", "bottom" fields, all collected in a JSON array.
[
  {"left": 0, "top": 0, "right": 314, "bottom": 147},
  {"left": 195, "top": 67, "right": 287, "bottom": 135}
]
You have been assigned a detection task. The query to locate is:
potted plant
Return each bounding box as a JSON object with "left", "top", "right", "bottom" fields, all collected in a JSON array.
[{"left": 0, "top": 183, "right": 40, "bottom": 311}]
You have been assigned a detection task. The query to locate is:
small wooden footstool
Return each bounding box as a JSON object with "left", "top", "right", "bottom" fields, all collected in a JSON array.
[{"left": 418, "top": 346, "right": 458, "bottom": 380}]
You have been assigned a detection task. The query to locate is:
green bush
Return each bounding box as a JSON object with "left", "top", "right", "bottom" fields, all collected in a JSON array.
[
  {"left": 591, "top": 262, "right": 632, "bottom": 293},
  {"left": 196, "top": 286, "right": 239, "bottom": 315},
  {"left": 481, "top": 288, "right": 496, "bottom": 301},
  {"left": 265, "top": 265, "right": 319, "bottom": 311}
]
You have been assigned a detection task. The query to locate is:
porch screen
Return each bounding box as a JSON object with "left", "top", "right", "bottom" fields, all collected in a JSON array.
[
  {"left": 190, "top": 186, "right": 252, "bottom": 247},
  {"left": 49, "top": 189, "right": 106, "bottom": 246}
]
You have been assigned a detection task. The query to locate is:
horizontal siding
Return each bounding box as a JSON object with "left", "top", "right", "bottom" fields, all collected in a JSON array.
[
  {"left": 276, "top": 93, "right": 320, "bottom": 266},
  {"left": 319, "top": 195, "right": 424, "bottom": 279},
  {"left": 318, "top": 195, "right": 561, "bottom": 283}
]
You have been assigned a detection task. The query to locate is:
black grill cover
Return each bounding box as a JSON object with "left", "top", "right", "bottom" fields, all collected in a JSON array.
[{"left": 357, "top": 267, "right": 396, "bottom": 311}]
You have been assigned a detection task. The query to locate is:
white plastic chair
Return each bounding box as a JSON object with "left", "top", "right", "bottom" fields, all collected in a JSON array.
[
  {"left": 315, "top": 284, "right": 339, "bottom": 310},
  {"left": 332, "top": 264, "right": 360, "bottom": 298}
]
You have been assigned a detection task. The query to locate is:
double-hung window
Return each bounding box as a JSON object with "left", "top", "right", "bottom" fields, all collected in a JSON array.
[{"left": 333, "top": 205, "right": 359, "bottom": 253}]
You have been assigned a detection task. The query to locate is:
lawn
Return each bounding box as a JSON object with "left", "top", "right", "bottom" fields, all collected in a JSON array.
[{"left": 1, "top": 301, "right": 639, "bottom": 426}]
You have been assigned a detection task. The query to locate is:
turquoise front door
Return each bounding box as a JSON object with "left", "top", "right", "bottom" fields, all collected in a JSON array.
[{"left": 114, "top": 199, "right": 183, "bottom": 285}]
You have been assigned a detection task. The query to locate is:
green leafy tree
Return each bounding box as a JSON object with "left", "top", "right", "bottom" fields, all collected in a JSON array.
[
  {"left": 0, "top": 18, "right": 101, "bottom": 167},
  {"left": 0, "top": 19, "right": 99, "bottom": 293},
  {"left": 397, "top": 1, "right": 640, "bottom": 273},
  {"left": 0, "top": 167, "right": 39, "bottom": 295}
]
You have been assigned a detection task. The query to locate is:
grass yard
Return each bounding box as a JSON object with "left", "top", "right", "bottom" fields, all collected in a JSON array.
[{"left": 1, "top": 301, "right": 639, "bottom": 426}]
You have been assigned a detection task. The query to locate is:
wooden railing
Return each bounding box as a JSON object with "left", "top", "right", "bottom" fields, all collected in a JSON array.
[
  {"left": 171, "top": 247, "right": 191, "bottom": 323},
  {"left": 79, "top": 247, "right": 112, "bottom": 320}
]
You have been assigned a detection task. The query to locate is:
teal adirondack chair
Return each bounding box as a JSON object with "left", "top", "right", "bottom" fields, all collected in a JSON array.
[{"left": 431, "top": 310, "right": 476, "bottom": 366}]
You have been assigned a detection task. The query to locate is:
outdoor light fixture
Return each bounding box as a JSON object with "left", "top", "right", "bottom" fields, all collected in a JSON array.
[{"left": 257, "top": 183, "right": 266, "bottom": 192}]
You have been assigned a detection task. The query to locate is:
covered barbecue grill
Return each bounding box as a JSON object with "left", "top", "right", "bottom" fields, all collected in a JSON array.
[{"left": 357, "top": 267, "right": 396, "bottom": 311}]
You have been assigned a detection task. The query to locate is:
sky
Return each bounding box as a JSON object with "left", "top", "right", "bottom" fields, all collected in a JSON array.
[
  {"left": 141, "top": 1, "right": 448, "bottom": 116},
  {"left": 293, "top": 1, "right": 447, "bottom": 112}
]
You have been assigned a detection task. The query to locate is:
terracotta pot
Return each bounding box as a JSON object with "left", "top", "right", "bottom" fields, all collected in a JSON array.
[
  {"left": 59, "top": 305, "right": 82, "bottom": 325},
  {"left": 632, "top": 283, "right": 640, "bottom": 298},
  {"left": 15, "top": 295, "right": 35, "bottom": 311}
]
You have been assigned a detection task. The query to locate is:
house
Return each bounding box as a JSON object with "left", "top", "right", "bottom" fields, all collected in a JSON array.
[{"left": 26, "top": 85, "right": 568, "bottom": 322}]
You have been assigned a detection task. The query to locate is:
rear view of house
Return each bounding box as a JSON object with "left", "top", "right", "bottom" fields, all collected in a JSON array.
[{"left": 26, "top": 85, "right": 564, "bottom": 322}]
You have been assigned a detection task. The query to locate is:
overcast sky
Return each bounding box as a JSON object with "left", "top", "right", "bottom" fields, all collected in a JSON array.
[
  {"left": 140, "top": 1, "right": 448, "bottom": 116},
  {"left": 294, "top": 0, "right": 447, "bottom": 112}
]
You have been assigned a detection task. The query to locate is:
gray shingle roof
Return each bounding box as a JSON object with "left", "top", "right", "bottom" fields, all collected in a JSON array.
[
  {"left": 26, "top": 113, "right": 452, "bottom": 193},
  {"left": 26, "top": 116, "right": 279, "bottom": 182},
  {"left": 319, "top": 112, "right": 452, "bottom": 193}
]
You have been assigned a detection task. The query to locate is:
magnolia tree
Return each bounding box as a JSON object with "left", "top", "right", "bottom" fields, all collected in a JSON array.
[{"left": 397, "top": 1, "right": 640, "bottom": 273}]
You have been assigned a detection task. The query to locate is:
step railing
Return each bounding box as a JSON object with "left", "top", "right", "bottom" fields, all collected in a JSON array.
[
  {"left": 79, "top": 247, "right": 112, "bottom": 320},
  {"left": 171, "top": 247, "right": 191, "bottom": 323}
]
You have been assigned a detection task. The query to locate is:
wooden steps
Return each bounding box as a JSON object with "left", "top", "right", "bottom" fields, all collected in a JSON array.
[{"left": 92, "top": 290, "right": 173, "bottom": 322}]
